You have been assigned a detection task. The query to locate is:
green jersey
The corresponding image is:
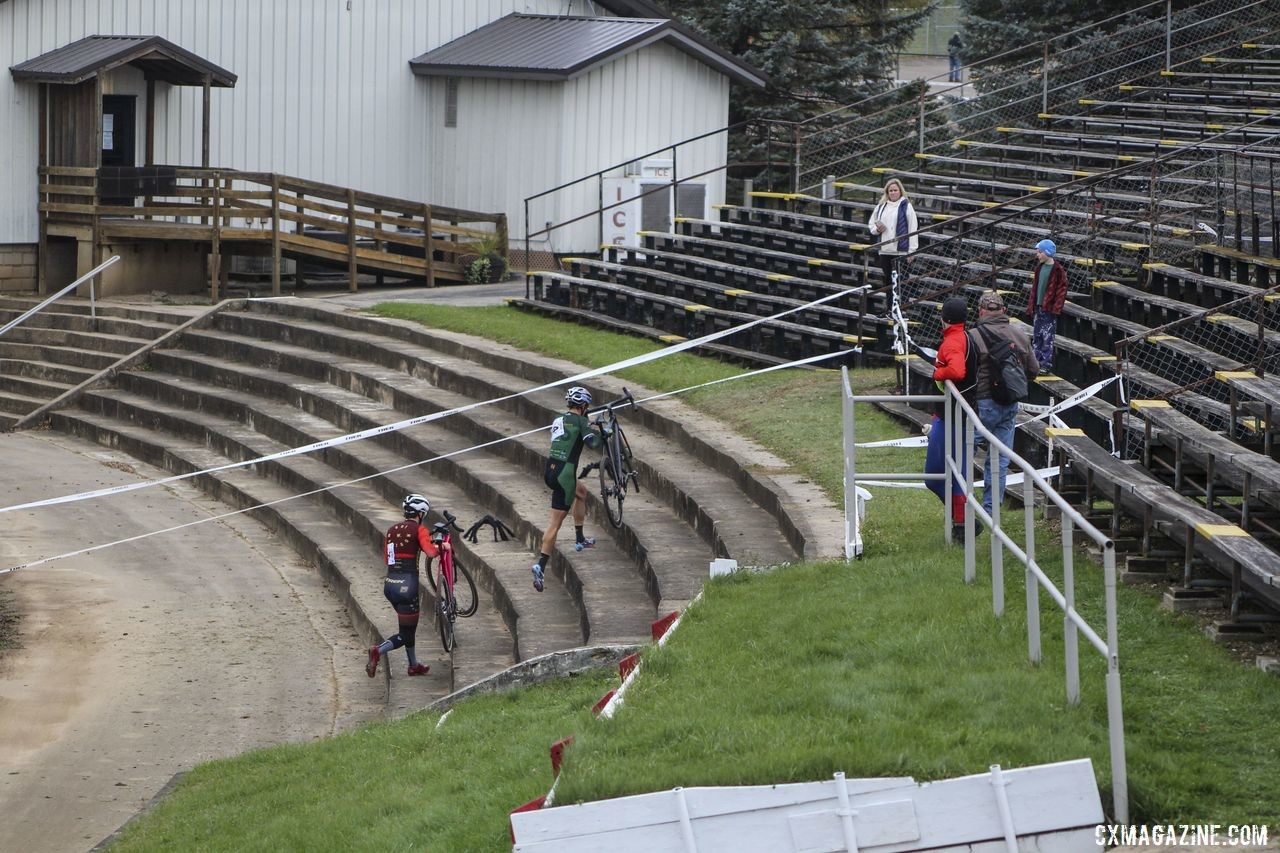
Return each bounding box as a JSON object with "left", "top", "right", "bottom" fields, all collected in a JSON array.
[{"left": 549, "top": 411, "right": 593, "bottom": 464}]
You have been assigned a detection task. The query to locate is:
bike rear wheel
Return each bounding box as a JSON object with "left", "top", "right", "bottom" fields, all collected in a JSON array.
[
  {"left": 437, "top": 596, "right": 455, "bottom": 653},
  {"left": 599, "top": 447, "right": 625, "bottom": 528},
  {"left": 453, "top": 559, "right": 478, "bottom": 618}
]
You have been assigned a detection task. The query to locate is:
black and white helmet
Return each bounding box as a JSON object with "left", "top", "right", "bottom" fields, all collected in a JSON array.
[
  {"left": 402, "top": 493, "right": 430, "bottom": 518},
  {"left": 565, "top": 386, "right": 592, "bottom": 407}
]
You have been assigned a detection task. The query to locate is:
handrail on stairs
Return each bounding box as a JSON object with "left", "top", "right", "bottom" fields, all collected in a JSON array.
[{"left": 0, "top": 255, "right": 120, "bottom": 338}]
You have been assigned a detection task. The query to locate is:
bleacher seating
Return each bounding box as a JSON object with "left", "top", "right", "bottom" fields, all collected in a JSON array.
[{"left": 517, "top": 6, "right": 1280, "bottom": 624}]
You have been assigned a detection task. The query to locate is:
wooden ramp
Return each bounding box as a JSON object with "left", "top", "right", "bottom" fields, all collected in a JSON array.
[{"left": 39, "top": 166, "right": 508, "bottom": 297}]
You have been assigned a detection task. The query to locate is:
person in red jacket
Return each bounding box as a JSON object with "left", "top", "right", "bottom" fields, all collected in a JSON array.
[
  {"left": 926, "top": 297, "right": 977, "bottom": 539},
  {"left": 1028, "top": 239, "right": 1068, "bottom": 372}
]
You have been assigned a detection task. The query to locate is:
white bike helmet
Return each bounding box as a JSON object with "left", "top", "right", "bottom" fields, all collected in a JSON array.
[
  {"left": 402, "top": 493, "right": 430, "bottom": 518},
  {"left": 565, "top": 386, "right": 592, "bottom": 407}
]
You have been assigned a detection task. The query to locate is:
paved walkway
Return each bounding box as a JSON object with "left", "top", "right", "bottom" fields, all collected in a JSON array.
[{"left": 0, "top": 431, "right": 383, "bottom": 851}]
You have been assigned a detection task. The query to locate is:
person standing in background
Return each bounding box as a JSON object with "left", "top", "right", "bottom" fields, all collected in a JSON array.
[
  {"left": 868, "top": 178, "right": 918, "bottom": 289},
  {"left": 1028, "top": 239, "right": 1068, "bottom": 373},
  {"left": 948, "top": 33, "right": 963, "bottom": 83}
]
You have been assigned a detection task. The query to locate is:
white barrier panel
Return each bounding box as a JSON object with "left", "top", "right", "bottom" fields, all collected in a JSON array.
[{"left": 512, "top": 759, "right": 1103, "bottom": 852}]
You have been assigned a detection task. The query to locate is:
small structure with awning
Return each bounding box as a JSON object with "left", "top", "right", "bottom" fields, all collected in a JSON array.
[{"left": 11, "top": 34, "right": 237, "bottom": 293}]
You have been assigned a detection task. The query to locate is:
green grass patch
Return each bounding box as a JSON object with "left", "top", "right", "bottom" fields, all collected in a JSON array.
[
  {"left": 110, "top": 670, "right": 617, "bottom": 852},
  {"left": 110, "top": 306, "right": 1280, "bottom": 847}
]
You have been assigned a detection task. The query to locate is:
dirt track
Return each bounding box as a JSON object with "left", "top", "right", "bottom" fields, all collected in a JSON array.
[{"left": 0, "top": 431, "right": 384, "bottom": 852}]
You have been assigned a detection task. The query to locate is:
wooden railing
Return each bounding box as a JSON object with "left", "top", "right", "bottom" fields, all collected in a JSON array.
[{"left": 39, "top": 166, "right": 508, "bottom": 297}]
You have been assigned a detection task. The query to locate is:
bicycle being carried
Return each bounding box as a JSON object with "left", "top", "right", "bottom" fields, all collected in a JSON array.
[
  {"left": 579, "top": 388, "right": 640, "bottom": 528},
  {"left": 422, "top": 510, "right": 478, "bottom": 652}
]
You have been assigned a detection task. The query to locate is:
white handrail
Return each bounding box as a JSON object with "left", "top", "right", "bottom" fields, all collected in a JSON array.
[{"left": 0, "top": 255, "right": 120, "bottom": 338}]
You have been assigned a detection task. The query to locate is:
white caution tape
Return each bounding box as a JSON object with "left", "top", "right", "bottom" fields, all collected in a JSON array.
[
  {"left": 855, "top": 435, "right": 929, "bottom": 448},
  {"left": 1022, "top": 375, "right": 1118, "bottom": 423},
  {"left": 0, "top": 350, "right": 855, "bottom": 576},
  {"left": 860, "top": 466, "right": 1060, "bottom": 490}
]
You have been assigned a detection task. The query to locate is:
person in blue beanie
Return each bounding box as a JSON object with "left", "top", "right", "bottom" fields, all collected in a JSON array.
[{"left": 1028, "top": 239, "right": 1067, "bottom": 372}]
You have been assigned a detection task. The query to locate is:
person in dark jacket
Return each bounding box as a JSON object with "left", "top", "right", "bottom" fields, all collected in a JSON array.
[
  {"left": 1028, "top": 238, "right": 1068, "bottom": 372},
  {"left": 947, "top": 33, "right": 963, "bottom": 83},
  {"left": 926, "top": 297, "right": 975, "bottom": 540},
  {"left": 971, "top": 290, "right": 1038, "bottom": 515}
]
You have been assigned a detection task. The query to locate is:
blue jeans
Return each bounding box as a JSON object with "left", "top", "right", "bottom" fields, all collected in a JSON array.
[{"left": 978, "top": 398, "right": 1019, "bottom": 513}]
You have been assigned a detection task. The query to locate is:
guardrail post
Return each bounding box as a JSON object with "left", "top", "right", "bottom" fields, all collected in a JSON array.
[
  {"left": 421, "top": 203, "right": 435, "bottom": 288},
  {"left": 1024, "top": 473, "right": 1040, "bottom": 662},
  {"left": 1041, "top": 41, "right": 1050, "bottom": 115},
  {"left": 743, "top": 179, "right": 753, "bottom": 208},
  {"left": 270, "top": 174, "right": 281, "bottom": 297},
  {"left": 991, "top": 447, "right": 1004, "bottom": 616},
  {"left": 1103, "top": 541, "right": 1128, "bottom": 824},
  {"left": 964, "top": 409, "right": 977, "bottom": 581},
  {"left": 524, "top": 198, "right": 532, "bottom": 299},
  {"left": 1164, "top": 0, "right": 1172, "bottom": 71},
  {"left": 1062, "top": 513, "right": 1080, "bottom": 704},
  {"left": 945, "top": 390, "right": 955, "bottom": 546},
  {"left": 211, "top": 171, "right": 222, "bottom": 303},
  {"left": 347, "top": 188, "right": 358, "bottom": 293},
  {"left": 842, "top": 367, "right": 858, "bottom": 561}
]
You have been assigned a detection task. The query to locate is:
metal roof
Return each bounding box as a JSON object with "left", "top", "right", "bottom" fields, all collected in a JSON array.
[
  {"left": 410, "top": 14, "right": 765, "bottom": 88},
  {"left": 10, "top": 35, "right": 237, "bottom": 87}
]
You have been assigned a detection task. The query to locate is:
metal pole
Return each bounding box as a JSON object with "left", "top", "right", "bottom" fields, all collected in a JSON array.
[
  {"left": 1103, "top": 540, "right": 1129, "bottom": 824},
  {"left": 1164, "top": 0, "right": 1172, "bottom": 71},
  {"left": 918, "top": 94, "right": 926, "bottom": 155},
  {"left": 944, "top": 390, "right": 954, "bottom": 545},
  {"left": 991, "top": 447, "right": 1004, "bottom": 616},
  {"left": 792, "top": 124, "right": 801, "bottom": 195},
  {"left": 989, "top": 765, "right": 1020, "bottom": 853},
  {"left": 1024, "top": 474, "right": 1040, "bottom": 663},
  {"left": 524, "top": 198, "right": 531, "bottom": 300},
  {"left": 842, "top": 367, "right": 857, "bottom": 560},
  {"left": 1041, "top": 41, "right": 1050, "bottom": 115},
  {"left": 1063, "top": 514, "right": 1081, "bottom": 704},
  {"left": 964, "top": 411, "right": 977, "bottom": 581}
]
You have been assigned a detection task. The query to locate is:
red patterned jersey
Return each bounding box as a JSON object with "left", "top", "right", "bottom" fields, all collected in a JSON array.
[{"left": 384, "top": 519, "right": 439, "bottom": 566}]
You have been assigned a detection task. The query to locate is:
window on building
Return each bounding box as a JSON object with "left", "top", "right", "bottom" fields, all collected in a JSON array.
[{"left": 445, "top": 78, "right": 458, "bottom": 128}]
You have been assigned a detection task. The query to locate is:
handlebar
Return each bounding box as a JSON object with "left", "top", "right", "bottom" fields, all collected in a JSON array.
[{"left": 432, "top": 510, "right": 464, "bottom": 534}]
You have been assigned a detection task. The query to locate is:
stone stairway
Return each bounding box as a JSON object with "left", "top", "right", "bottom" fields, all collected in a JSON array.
[
  {"left": 39, "top": 297, "right": 843, "bottom": 713},
  {"left": 0, "top": 297, "right": 199, "bottom": 429}
]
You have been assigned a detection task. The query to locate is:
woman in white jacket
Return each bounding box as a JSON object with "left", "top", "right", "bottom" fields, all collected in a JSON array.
[{"left": 867, "top": 178, "right": 918, "bottom": 287}]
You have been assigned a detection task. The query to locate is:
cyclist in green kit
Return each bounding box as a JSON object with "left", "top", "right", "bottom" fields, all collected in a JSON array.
[{"left": 532, "top": 386, "right": 602, "bottom": 591}]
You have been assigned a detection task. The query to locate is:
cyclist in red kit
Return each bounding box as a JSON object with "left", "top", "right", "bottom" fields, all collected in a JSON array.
[{"left": 366, "top": 494, "right": 448, "bottom": 678}]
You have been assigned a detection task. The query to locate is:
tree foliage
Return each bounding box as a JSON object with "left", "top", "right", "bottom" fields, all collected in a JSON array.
[
  {"left": 958, "top": 0, "right": 1157, "bottom": 64},
  {"left": 669, "top": 1, "right": 934, "bottom": 126}
]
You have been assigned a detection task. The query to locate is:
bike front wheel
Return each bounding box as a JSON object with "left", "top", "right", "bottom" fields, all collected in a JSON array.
[
  {"left": 599, "top": 449, "right": 625, "bottom": 528},
  {"left": 437, "top": 597, "right": 455, "bottom": 653},
  {"left": 453, "top": 559, "right": 478, "bottom": 618}
]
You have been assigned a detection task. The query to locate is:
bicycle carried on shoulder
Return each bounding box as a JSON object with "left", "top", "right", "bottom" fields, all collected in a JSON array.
[
  {"left": 579, "top": 388, "right": 640, "bottom": 528},
  {"left": 422, "top": 510, "right": 478, "bottom": 653}
]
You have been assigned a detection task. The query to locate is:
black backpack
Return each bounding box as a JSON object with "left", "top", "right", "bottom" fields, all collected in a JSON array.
[{"left": 972, "top": 325, "right": 1028, "bottom": 405}]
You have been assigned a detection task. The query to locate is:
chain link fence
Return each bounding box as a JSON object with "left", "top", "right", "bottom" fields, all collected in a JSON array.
[{"left": 793, "top": 0, "right": 1275, "bottom": 194}]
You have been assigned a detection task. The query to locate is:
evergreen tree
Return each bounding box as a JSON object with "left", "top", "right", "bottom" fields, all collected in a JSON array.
[
  {"left": 958, "top": 0, "right": 1144, "bottom": 65},
  {"left": 670, "top": 1, "right": 934, "bottom": 126}
]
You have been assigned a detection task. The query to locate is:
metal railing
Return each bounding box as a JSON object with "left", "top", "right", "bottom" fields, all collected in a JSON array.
[
  {"left": 0, "top": 255, "right": 119, "bottom": 338},
  {"left": 841, "top": 369, "right": 1127, "bottom": 822}
]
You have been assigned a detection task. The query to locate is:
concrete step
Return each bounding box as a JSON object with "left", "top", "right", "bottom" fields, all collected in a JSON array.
[
  {"left": 0, "top": 373, "right": 74, "bottom": 401},
  {"left": 0, "top": 325, "right": 151, "bottom": 356},
  {"left": 245, "top": 298, "right": 840, "bottom": 562},
  {"left": 0, "top": 307, "right": 176, "bottom": 340},
  {"left": 207, "top": 307, "right": 799, "bottom": 569},
  {"left": 0, "top": 357, "right": 97, "bottom": 386},
  {"left": 113, "top": 364, "right": 588, "bottom": 659},
  {"left": 168, "top": 326, "right": 711, "bottom": 612},
  {"left": 0, "top": 340, "right": 120, "bottom": 371},
  {"left": 0, "top": 388, "right": 43, "bottom": 416},
  {"left": 0, "top": 297, "right": 199, "bottom": 326},
  {"left": 48, "top": 404, "right": 514, "bottom": 704}
]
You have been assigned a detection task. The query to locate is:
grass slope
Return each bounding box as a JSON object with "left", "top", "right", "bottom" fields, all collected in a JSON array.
[{"left": 109, "top": 305, "right": 1279, "bottom": 849}]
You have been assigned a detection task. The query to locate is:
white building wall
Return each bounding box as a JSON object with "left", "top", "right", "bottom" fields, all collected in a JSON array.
[
  {"left": 426, "top": 75, "right": 563, "bottom": 249},
  {"left": 0, "top": 0, "right": 733, "bottom": 254},
  {"left": 550, "top": 41, "right": 730, "bottom": 253}
]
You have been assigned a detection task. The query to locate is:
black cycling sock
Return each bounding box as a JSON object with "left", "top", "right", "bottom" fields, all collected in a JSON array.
[
  {"left": 537, "top": 553, "right": 549, "bottom": 569},
  {"left": 575, "top": 525, "right": 585, "bottom": 543}
]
